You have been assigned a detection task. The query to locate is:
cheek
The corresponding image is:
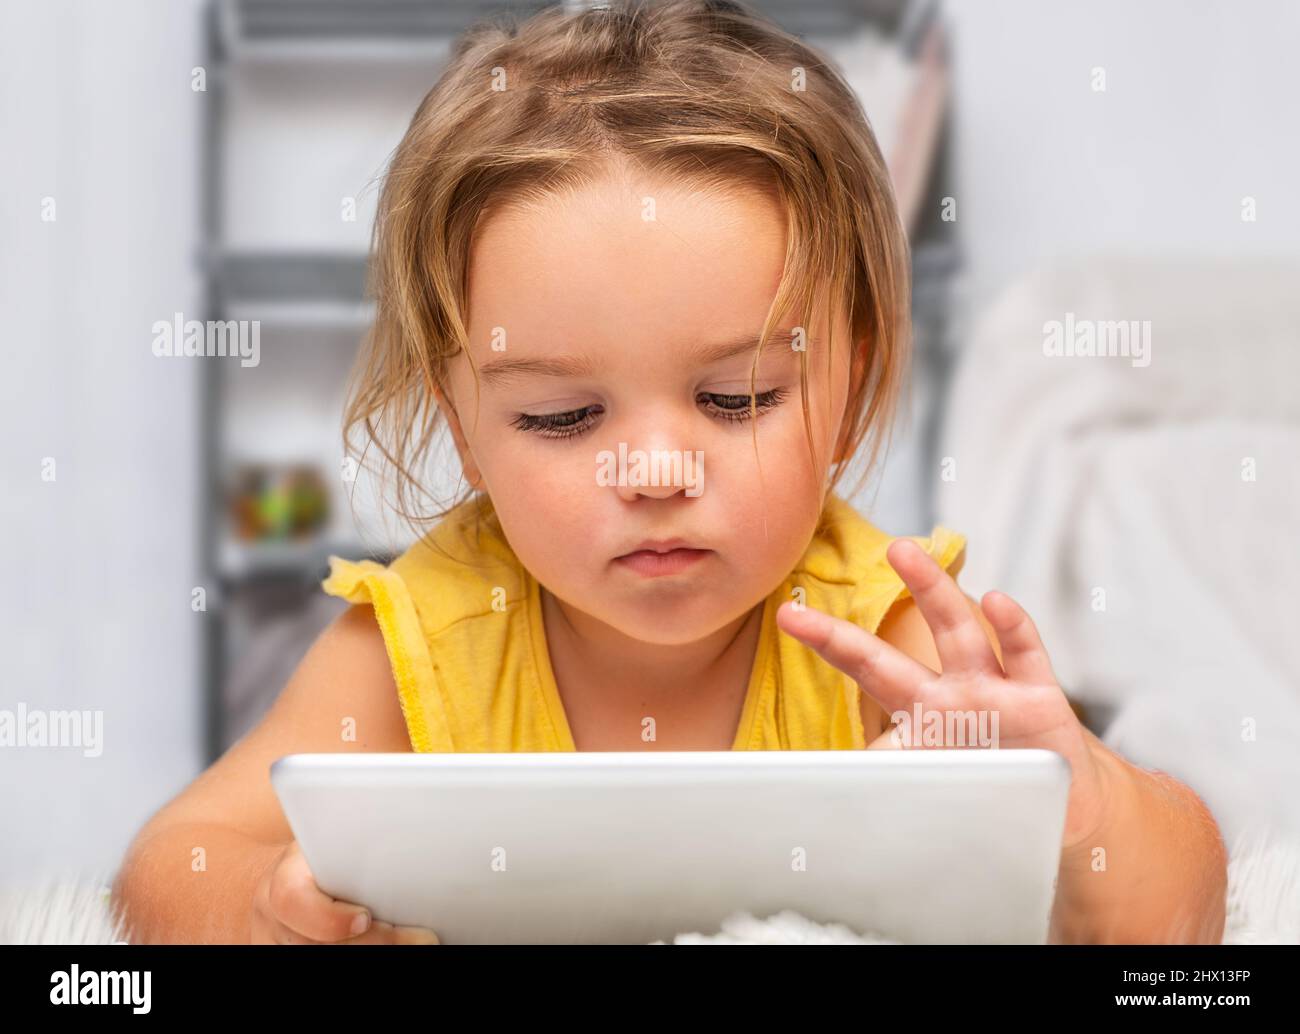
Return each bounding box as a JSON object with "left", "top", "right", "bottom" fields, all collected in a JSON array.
[
  {"left": 714, "top": 381, "right": 833, "bottom": 490},
  {"left": 476, "top": 428, "right": 604, "bottom": 502},
  {"left": 478, "top": 444, "right": 598, "bottom": 571},
  {"left": 710, "top": 423, "right": 824, "bottom": 561}
]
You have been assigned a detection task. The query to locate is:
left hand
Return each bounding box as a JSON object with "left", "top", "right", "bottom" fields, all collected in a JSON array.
[{"left": 776, "top": 537, "right": 1113, "bottom": 855}]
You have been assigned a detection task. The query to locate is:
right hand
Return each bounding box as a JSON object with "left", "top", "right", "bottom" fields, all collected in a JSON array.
[{"left": 251, "top": 840, "right": 441, "bottom": 945}]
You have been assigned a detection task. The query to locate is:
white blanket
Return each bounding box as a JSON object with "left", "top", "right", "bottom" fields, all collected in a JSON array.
[{"left": 935, "top": 255, "right": 1300, "bottom": 847}]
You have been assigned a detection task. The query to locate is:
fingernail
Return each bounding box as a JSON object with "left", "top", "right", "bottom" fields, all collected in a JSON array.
[{"left": 351, "top": 911, "right": 371, "bottom": 936}]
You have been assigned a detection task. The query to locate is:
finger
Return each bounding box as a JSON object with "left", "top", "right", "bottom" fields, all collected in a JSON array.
[
  {"left": 268, "top": 847, "right": 373, "bottom": 943},
  {"left": 980, "top": 590, "right": 1058, "bottom": 686},
  {"left": 885, "top": 539, "right": 1002, "bottom": 675},
  {"left": 265, "top": 915, "right": 333, "bottom": 945},
  {"left": 335, "top": 921, "right": 440, "bottom": 945},
  {"left": 271, "top": 925, "right": 321, "bottom": 945},
  {"left": 776, "top": 601, "right": 937, "bottom": 714},
  {"left": 392, "top": 925, "right": 441, "bottom": 945}
]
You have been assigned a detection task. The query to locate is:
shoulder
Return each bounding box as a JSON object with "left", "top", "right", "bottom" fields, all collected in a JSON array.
[
  {"left": 876, "top": 590, "right": 1003, "bottom": 673},
  {"left": 277, "top": 604, "right": 408, "bottom": 748},
  {"left": 801, "top": 496, "right": 992, "bottom": 733},
  {"left": 873, "top": 574, "right": 1092, "bottom": 727},
  {"left": 857, "top": 581, "right": 1001, "bottom": 742},
  {"left": 800, "top": 494, "right": 971, "bottom": 633}
]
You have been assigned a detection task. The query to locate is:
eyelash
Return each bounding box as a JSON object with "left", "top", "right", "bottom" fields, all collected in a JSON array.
[{"left": 510, "top": 388, "right": 789, "bottom": 440}]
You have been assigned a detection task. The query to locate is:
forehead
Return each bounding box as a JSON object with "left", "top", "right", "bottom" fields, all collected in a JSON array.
[{"left": 462, "top": 174, "right": 791, "bottom": 366}]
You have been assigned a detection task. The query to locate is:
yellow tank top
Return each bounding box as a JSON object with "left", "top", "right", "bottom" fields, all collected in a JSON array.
[{"left": 321, "top": 493, "right": 966, "bottom": 753}]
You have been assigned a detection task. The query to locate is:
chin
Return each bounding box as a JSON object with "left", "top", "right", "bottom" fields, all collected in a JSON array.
[{"left": 609, "top": 593, "right": 762, "bottom": 646}]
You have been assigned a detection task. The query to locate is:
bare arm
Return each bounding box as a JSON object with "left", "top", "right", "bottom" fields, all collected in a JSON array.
[
  {"left": 1048, "top": 741, "right": 1227, "bottom": 944},
  {"left": 112, "top": 604, "right": 411, "bottom": 944}
]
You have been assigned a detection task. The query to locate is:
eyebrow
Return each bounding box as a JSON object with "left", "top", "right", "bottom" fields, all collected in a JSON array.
[{"left": 476, "top": 331, "right": 809, "bottom": 387}]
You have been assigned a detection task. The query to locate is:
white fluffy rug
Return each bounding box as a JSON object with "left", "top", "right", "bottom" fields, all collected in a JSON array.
[{"left": 3, "top": 828, "right": 1295, "bottom": 945}]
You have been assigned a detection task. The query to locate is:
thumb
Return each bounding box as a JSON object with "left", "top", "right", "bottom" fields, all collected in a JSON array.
[{"left": 865, "top": 724, "right": 903, "bottom": 751}]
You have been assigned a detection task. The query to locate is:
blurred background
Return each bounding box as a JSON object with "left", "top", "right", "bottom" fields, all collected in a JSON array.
[{"left": 1, "top": 0, "right": 1298, "bottom": 896}]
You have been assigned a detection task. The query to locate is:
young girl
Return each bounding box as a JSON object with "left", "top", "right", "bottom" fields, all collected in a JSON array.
[{"left": 114, "top": 0, "right": 1227, "bottom": 945}]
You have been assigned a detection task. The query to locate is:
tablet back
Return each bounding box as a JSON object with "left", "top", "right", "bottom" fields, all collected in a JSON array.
[{"left": 270, "top": 749, "right": 1069, "bottom": 944}]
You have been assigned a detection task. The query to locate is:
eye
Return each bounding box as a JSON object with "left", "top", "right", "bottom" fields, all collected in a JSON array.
[
  {"left": 510, "top": 404, "right": 604, "bottom": 440},
  {"left": 698, "top": 387, "right": 788, "bottom": 422},
  {"left": 510, "top": 387, "right": 789, "bottom": 441}
]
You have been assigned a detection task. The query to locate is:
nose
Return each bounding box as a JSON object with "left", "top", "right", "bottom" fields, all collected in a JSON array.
[
  {"left": 600, "top": 415, "right": 704, "bottom": 502},
  {"left": 616, "top": 474, "right": 685, "bottom": 503}
]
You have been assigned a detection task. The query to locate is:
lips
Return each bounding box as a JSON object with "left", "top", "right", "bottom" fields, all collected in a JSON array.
[
  {"left": 613, "top": 539, "right": 712, "bottom": 577},
  {"left": 617, "top": 537, "right": 695, "bottom": 556}
]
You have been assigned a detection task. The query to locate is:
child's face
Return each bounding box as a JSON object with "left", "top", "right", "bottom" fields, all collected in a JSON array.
[{"left": 440, "top": 168, "right": 854, "bottom": 644}]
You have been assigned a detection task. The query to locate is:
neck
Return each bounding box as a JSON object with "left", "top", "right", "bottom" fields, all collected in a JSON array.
[{"left": 540, "top": 587, "right": 765, "bottom": 711}]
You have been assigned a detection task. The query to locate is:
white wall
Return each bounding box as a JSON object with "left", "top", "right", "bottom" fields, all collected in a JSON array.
[
  {"left": 944, "top": 0, "right": 1300, "bottom": 305},
  {"left": 0, "top": 0, "right": 206, "bottom": 884}
]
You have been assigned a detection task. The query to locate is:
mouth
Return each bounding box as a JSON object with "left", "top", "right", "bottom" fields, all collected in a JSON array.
[{"left": 613, "top": 540, "right": 713, "bottom": 577}]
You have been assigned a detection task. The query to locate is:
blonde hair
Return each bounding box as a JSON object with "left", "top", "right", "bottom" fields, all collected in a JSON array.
[{"left": 345, "top": 0, "right": 912, "bottom": 538}]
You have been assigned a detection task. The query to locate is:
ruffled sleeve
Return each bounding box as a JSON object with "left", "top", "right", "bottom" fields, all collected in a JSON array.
[{"left": 321, "top": 556, "right": 455, "bottom": 753}]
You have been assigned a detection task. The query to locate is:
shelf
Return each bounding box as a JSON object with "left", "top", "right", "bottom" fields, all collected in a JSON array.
[
  {"left": 217, "top": 534, "right": 386, "bottom": 584},
  {"left": 206, "top": 250, "right": 375, "bottom": 327},
  {"left": 209, "top": 249, "right": 369, "bottom": 301},
  {"left": 221, "top": 0, "right": 542, "bottom": 49},
  {"left": 217, "top": 0, "right": 920, "bottom": 62},
  {"left": 221, "top": 299, "right": 375, "bottom": 329}
]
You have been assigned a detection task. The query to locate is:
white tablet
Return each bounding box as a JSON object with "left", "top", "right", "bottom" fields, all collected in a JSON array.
[{"left": 270, "top": 749, "right": 1070, "bottom": 944}]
